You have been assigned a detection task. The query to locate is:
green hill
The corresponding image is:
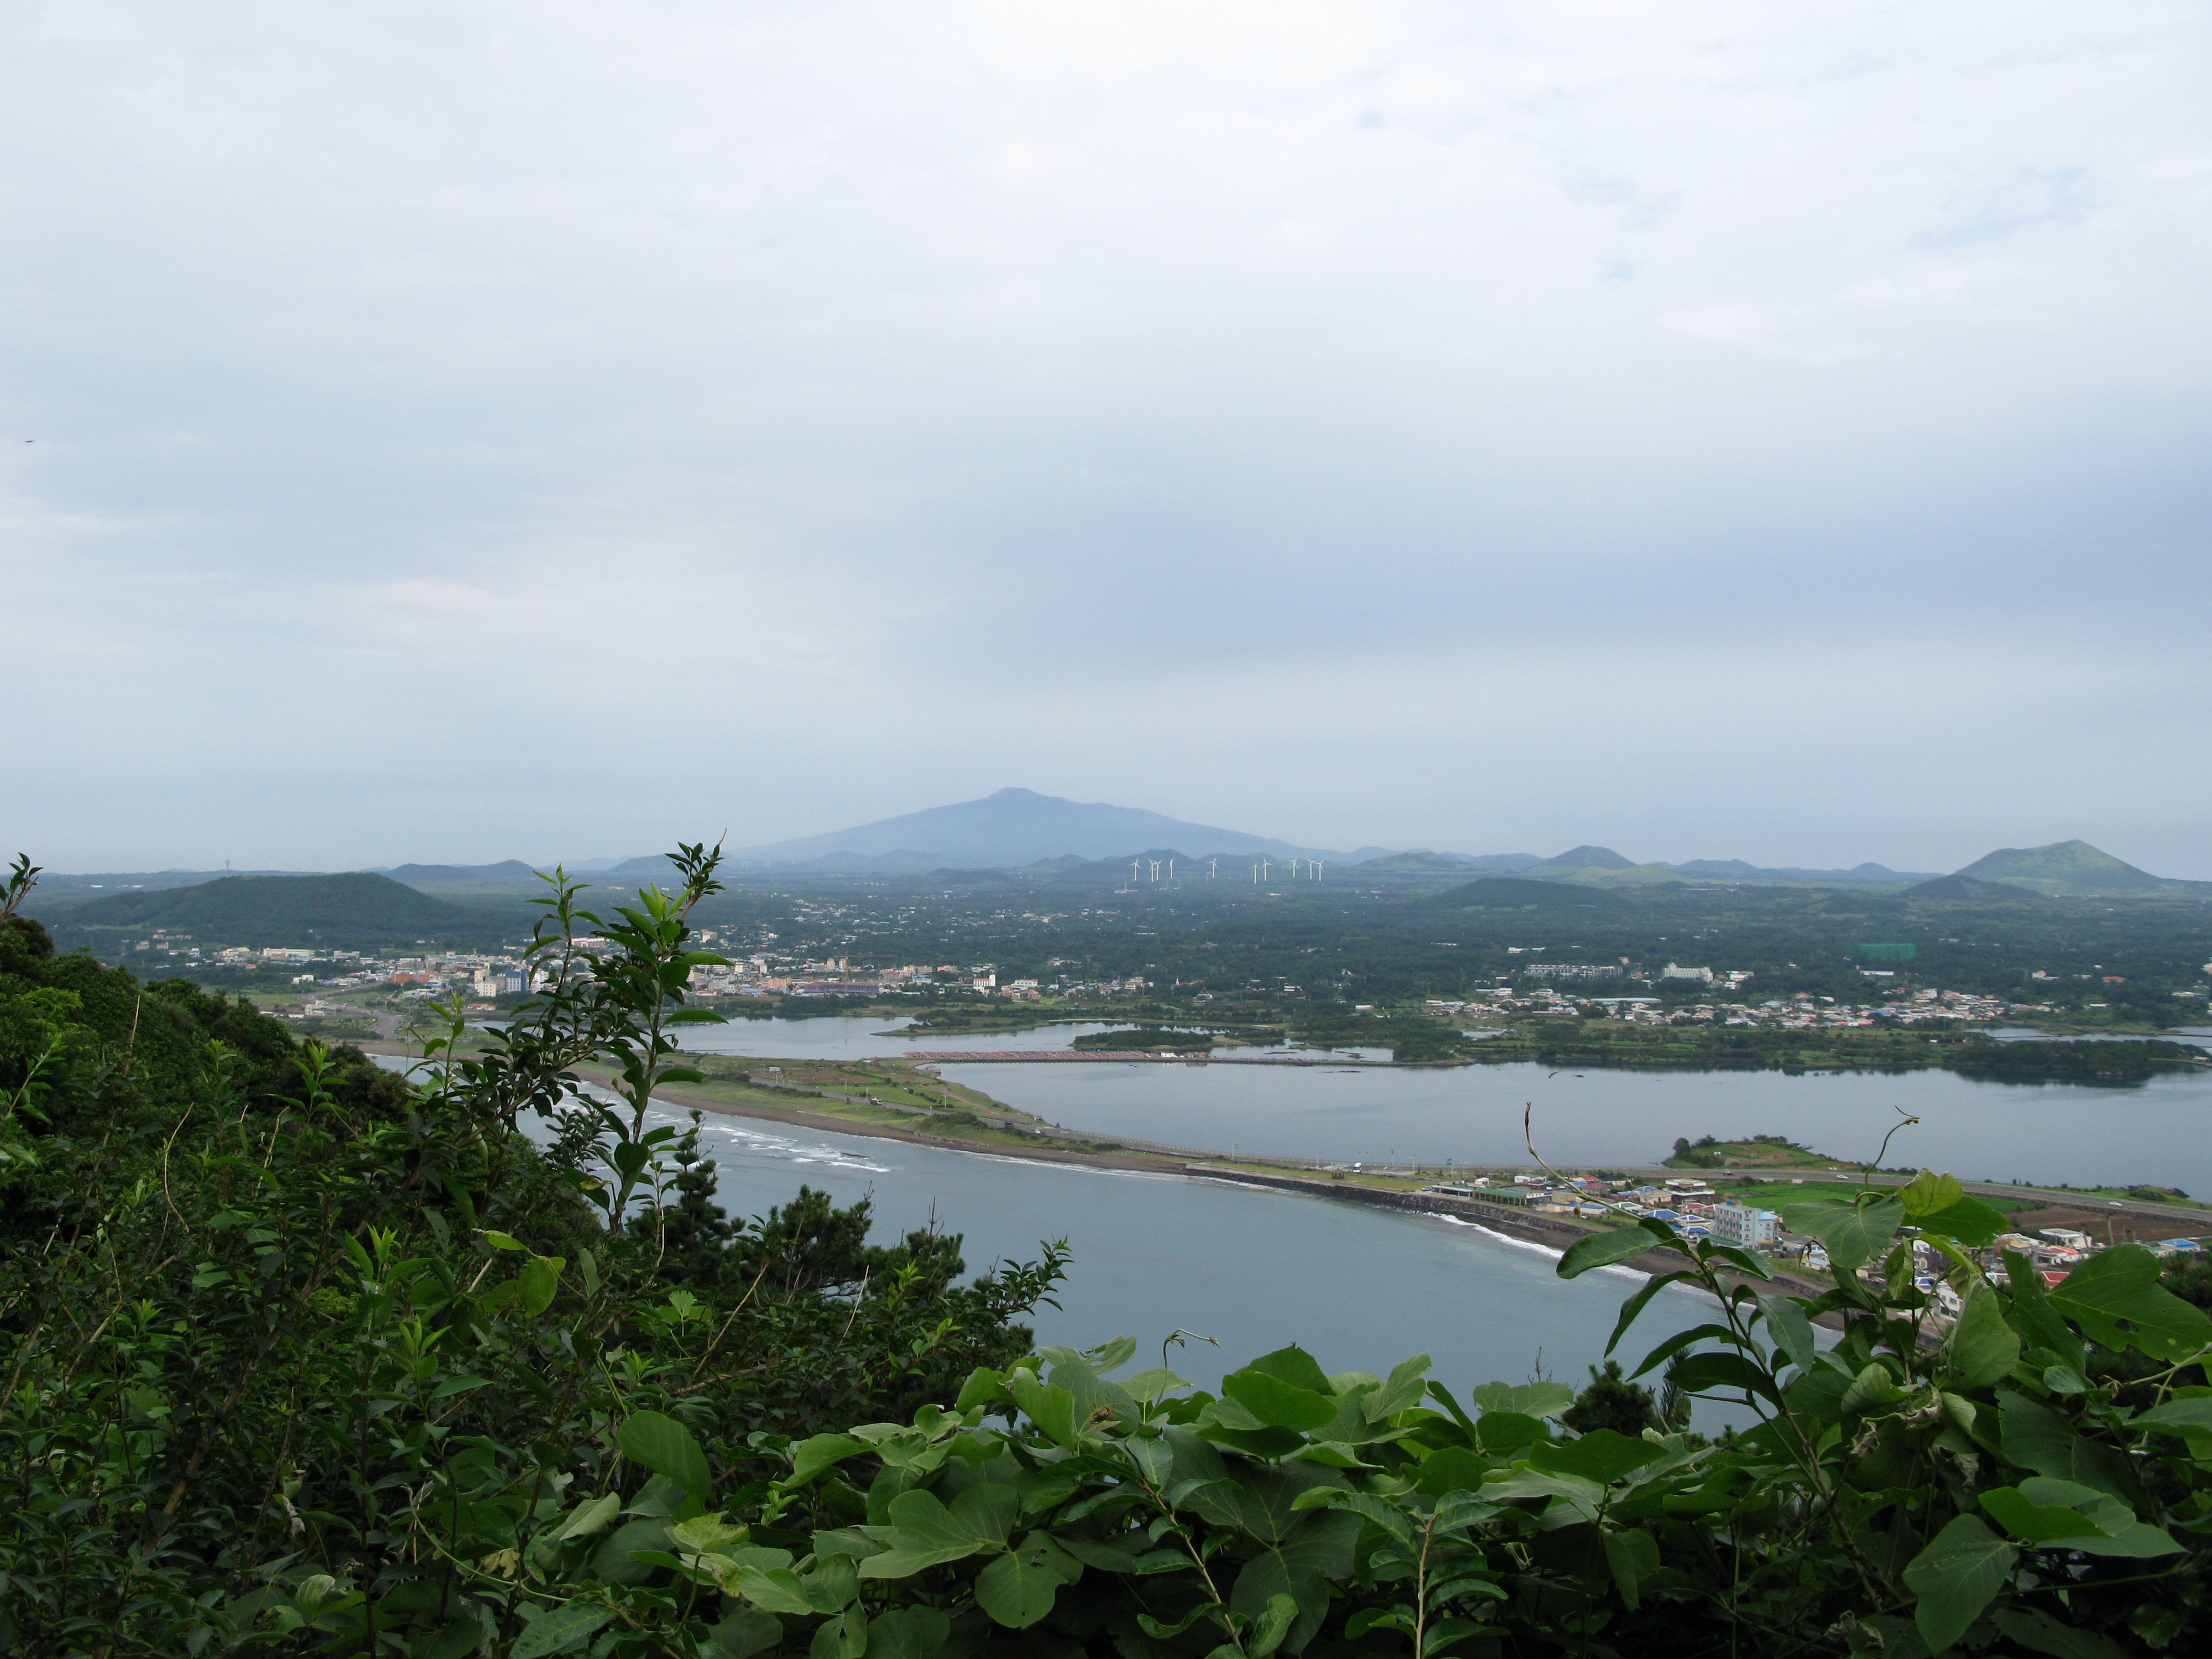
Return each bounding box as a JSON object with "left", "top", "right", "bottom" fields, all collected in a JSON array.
[
  {"left": 1903, "top": 873, "right": 2034, "bottom": 902},
  {"left": 1432, "top": 876, "right": 1631, "bottom": 912},
  {"left": 40, "top": 872, "right": 500, "bottom": 946},
  {"left": 1517, "top": 844, "right": 1636, "bottom": 880},
  {"left": 1952, "top": 839, "right": 2171, "bottom": 898}
]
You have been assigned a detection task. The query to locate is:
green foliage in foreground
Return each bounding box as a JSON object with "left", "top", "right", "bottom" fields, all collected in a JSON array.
[{"left": 4, "top": 851, "right": 2212, "bottom": 1656}]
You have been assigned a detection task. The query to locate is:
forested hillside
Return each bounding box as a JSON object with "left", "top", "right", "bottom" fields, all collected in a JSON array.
[
  {"left": 34, "top": 871, "right": 509, "bottom": 946},
  {"left": 4, "top": 849, "right": 2209, "bottom": 1658}
]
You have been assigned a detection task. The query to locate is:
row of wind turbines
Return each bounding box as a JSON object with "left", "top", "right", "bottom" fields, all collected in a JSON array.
[{"left": 1127, "top": 855, "right": 1324, "bottom": 884}]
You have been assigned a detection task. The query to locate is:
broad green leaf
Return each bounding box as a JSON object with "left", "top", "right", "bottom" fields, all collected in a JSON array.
[
  {"left": 1474, "top": 1412, "right": 1547, "bottom": 1455},
  {"left": 1998, "top": 1394, "right": 2134, "bottom": 1502},
  {"left": 1083, "top": 1335, "right": 1139, "bottom": 1373},
  {"left": 1046, "top": 1356, "right": 1141, "bottom": 1429},
  {"left": 1527, "top": 1428, "right": 1663, "bottom": 1487},
  {"left": 1411, "top": 1447, "right": 1495, "bottom": 1497},
  {"left": 1699, "top": 1241, "right": 1775, "bottom": 1282},
  {"left": 1422, "top": 1614, "right": 1487, "bottom": 1656},
  {"left": 1481, "top": 1467, "right": 1606, "bottom": 1525},
  {"left": 1365, "top": 1352, "right": 1433, "bottom": 1421},
  {"left": 1294, "top": 1489, "right": 1416, "bottom": 1551},
  {"left": 2132, "top": 1397, "right": 2212, "bottom": 1436},
  {"left": 862, "top": 1606, "right": 951, "bottom": 1659},
  {"left": 811, "top": 1528, "right": 882, "bottom": 1562},
  {"left": 2047, "top": 1244, "right": 2212, "bottom": 1360},
  {"left": 1222, "top": 1367, "right": 1338, "bottom": 1433},
  {"left": 732, "top": 1565, "right": 816, "bottom": 1615},
  {"left": 783, "top": 1434, "right": 868, "bottom": 1488},
  {"left": 1991, "top": 1608, "right": 2132, "bottom": 1659},
  {"left": 1914, "top": 1195, "right": 2010, "bottom": 1246},
  {"left": 669, "top": 1514, "right": 749, "bottom": 1553},
  {"left": 2004, "top": 1254, "right": 2088, "bottom": 1373},
  {"left": 480, "top": 1230, "right": 526, "bottom": 1251},
  {"left": 801, "top": 1552, "right": 859, "bottom": 1613},
  {"left": 1249, "top": 1591, "right": 1300, "bottom": 1657},
  {"left": 1557, "top": 1225, "right": 1665, "bottom": 1280},
  {"left": 808, "top": 1604, "right": 866, "bottom": 1658},
  {"left": 430, "top": 1375, "right": 495, "bottom": 1400},
  {"left": 1004, "top": 1372, "right": 1081, "bottom": 1447},
  {"left": 1627, "top": 1322, "right": 1745, "bottom": 1381},
  {"left": 1902, "top": 1514, "right": 2016, "bottom": 1653},
  {"left": 974, "top": 1533, "right": 1082, "bottom": 1627},
  {"left": 1432, "top": 1492, "right": 1502, "bottom": 1534},
  {"left": 1245, "top": 1344, "right": 1335, "bottom": 1394},
  {"left": 1840, "top": 1363, "right": 1905, "bottom": 1418},
  {"left": 1118, "top": 1366, "right": 1190, "bottom": 1404},
  {"left": 514, "top": 1254, "right": 563, "bottom": 1318},
  {"left": 856, "top": 1483, "right": 1017, "bottom": 1577},
  {"left": 1754, "top": 1293, "right": 1817, "bottom": 1375},
  {"left": 1995, "top": 1479, "right": 2179, "bottom": 1558},
  {"left": 588, "top": 1518, "right": 674, "bottom": 1585},
  {"left": 1983, "top": 1484, "right": 2122, "bottom": 1545},
  {"left": 550, "top": 1492, "right": 621, "bottom": 1543},
  {"left": 1667, "top": 1350, "right": 1781, "bottom": 1406},
  {"left": 953, "top": 1368, "right": 1006, "bottom": 1413},
  {"left": 1229, "top": 1509, "right": 1360, "bottom": 1649},
  {"left": 1052, "top": 1531, "right": 1145, "bottom": 1571},
  {"left": 708, "top": 1608, "right": 783, "bottom": 1659},
  {"left": 618, "top": 1411, "right": 712, "bottom": 1505},
  {"left": 414, "top": 1620, "right": 488, "bottom": 1659},
  {"left": 1603, "top": 1528, "right": 1660, "bottom": 1610},
  {"left": 1942, "top": 1282, "right": 2021, "bottom": 1389},
  {"left": 511, "top": 1605, "right": 615, "bottom": 1658},
  {"left": 1778, "top": 1194, "right": 1905, "bottom": 1273},
  {"left": 1898, "top": 1171, "right": 1964, "bottom": 1216},
  {"left": 1469, "top": 1380, "right": 1577, "bottom": 1419}
]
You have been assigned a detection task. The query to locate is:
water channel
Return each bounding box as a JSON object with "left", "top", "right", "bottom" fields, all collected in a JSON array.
[
  {"left": 369, "top": 1013, "right": 2203, "bottom": 1421},
  {"left": 681, "top": 1015, "right": 2212, "bottom": 1196}
]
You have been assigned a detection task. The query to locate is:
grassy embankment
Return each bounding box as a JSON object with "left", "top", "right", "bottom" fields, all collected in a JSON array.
[{"left": 571, "top": 1052, "right": 1146, "bottom": 1157}]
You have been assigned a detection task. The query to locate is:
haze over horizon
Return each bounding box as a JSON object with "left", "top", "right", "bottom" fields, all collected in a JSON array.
[{"left": 6, "top": 3, "right": 2208, "bottom": 875}]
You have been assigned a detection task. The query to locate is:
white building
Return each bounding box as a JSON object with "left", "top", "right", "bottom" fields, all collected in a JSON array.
[{"left": 1708, "top": 1202, "right": 1780, "bottom": 1248}]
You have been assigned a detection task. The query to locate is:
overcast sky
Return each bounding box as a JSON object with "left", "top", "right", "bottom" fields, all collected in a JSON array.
[{"left": 6, "top": 1, "right": 2208, "bottom": 875}]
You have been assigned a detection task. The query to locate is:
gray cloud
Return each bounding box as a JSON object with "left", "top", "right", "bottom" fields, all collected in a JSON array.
[{"left": 4, "top": 0, "right": 2208, "bottom": 873}]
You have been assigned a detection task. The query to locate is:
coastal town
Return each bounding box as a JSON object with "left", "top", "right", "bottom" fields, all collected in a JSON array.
[
  {"left": 1418, "top": 1170, "right": 2206, "bottom": 1340},
  {"left": 128, "top": 926, "right": 2151, "bottom": 1039}
]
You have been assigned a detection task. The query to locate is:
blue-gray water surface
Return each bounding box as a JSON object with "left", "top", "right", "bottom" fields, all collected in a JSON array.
[
  {"left": 601, "top": 1099, "right": 1734, "bottom": 1416},
  {"left": 368, "top": 1050, "right": 1729, "bottom": 1413},
  {"left": 938, "top": 1051, "right": 2212, "bottom": 1196}
]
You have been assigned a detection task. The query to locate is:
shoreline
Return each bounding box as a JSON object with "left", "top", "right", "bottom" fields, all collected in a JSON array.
[
  {"left": 357, "top": 1040, "right": 1192, "bottom": 1175},
  {"left": 353, "top": 1040, "right": 2212, "bottom": 1230}
]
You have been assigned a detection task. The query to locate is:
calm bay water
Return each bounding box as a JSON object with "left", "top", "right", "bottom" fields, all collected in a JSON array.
[
  {"left": 371, "top": 1050, "right": 1719, "bottom": 1405},
  {"left": 676, "top": 1016, "right": 2212, "bottom": 1192},
  {"left": 372, "top": 1011, "right": 2194, "bottom": 1420},
  {"left": 944, "top": 1056, "right": 2212, "bottom": 1194},
  {"left": 599, "top": 1099, "right": 1730, "bottom": 1411}
]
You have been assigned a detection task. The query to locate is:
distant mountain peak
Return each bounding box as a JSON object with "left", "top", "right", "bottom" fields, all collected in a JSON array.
[
  {"left": 1953, "top": 839, "right": 2169, "bottom": 896},
  {"left": 1525, "top": 844, "right": 1636, "bottom": 873},
  {"left": 730, "top": 789, "right": 1360, "bottom": 869}
]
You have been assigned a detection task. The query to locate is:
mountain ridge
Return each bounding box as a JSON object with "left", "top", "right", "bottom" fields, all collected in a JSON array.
[
  {"left": 32, "top": 873, "right": 503, "bottom": 945},
  {"left": 722, "top": 787, "right": 1384, "bottom": 869}
]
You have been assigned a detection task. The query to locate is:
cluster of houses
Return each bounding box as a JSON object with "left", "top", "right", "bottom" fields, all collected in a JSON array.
[
  {"left": 681, "top": 957, "right": 1151, "bottom": 1000},
  {"left": 1423, "top": 983, "right": 2020, "bottom": 1028},
  {"left": 1426, "top": 1175, "right": 1789, "bottom": 1247},
  {"left": 1423, "top": 1173, "right": 2206, "bottom": 1337}
]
